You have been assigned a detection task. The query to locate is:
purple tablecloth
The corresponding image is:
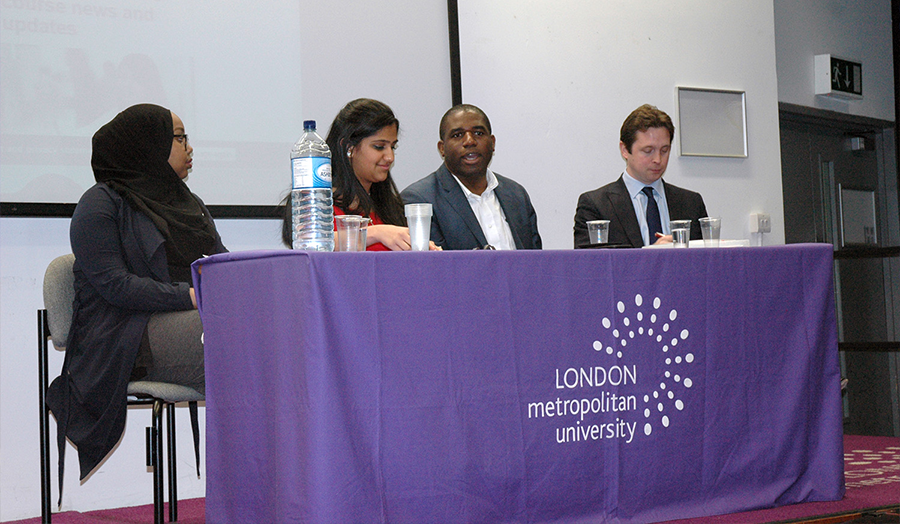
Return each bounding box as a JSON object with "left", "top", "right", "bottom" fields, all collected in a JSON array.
[{"left": 192, "top": 245, "right": 844, "bottom": 524}]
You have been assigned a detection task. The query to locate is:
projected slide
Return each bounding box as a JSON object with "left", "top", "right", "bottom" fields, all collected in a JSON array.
[{"left": 1, "top": 0, "right": 303, "bottom": 205}]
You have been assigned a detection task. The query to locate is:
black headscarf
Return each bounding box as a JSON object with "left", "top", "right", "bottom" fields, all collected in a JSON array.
[{"left": 91, "top": 104, "right": 219, "bottom": 281}]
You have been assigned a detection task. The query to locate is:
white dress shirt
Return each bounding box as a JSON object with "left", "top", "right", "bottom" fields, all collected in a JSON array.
[{"left": 452, "top": 169, "right": 516, "bottom": 250}]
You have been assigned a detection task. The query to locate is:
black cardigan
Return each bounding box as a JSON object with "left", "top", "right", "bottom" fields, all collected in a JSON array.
[{"left": 47, "top": 183, "right": 226, "bottom": 483}]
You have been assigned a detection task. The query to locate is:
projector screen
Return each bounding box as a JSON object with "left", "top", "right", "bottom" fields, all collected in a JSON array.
[{"left": 0, "top": 0, "right": 452, "bottom": 210}]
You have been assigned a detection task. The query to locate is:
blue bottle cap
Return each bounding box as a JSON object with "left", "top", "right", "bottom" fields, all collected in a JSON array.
[{"left": 303, "top": 120, "right": 316, "bottom": 131}]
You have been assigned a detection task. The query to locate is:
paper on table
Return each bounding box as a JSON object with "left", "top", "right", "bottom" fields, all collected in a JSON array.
[{"left": 643, "top": 239, "right": 751, "bottom": 249}]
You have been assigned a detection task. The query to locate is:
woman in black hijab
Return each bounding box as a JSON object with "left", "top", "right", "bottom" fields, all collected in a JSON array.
[{"left": 47, "top": 104, "right": 226, "bottom": 484}]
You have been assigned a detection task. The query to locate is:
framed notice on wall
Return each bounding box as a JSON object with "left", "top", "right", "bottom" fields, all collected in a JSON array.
[
  {"left": 677, "top": 87, "right": 748, "bottom": 158},
  {"left": 838, "top": 185, "right": 878, "bottom": 247}
]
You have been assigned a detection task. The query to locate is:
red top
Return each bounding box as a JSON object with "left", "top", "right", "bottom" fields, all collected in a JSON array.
[{"left": 334, "top": 206, "right": 390, "bottom": 251}]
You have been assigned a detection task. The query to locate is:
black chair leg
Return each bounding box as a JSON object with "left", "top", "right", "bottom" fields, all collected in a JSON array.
[
  {"left": 189, "top": 401, "right": 200, "bottom": 477},
  {"left": 166, "top": 403, "right": 177, "bottom": 522},
  {"left": 38, "top": 310, "right": 52, "bottom": 524},
  {"left": 148, "top": 400, "right": 164, "bottom": 524}
]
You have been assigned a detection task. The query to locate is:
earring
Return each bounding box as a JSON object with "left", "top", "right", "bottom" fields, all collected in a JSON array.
[{"left": 347, "top": 150, "right": 352, "bottom": 158}]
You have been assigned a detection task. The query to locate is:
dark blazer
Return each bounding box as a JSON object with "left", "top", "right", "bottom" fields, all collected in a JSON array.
[
  {"left": 574, "top": 176, "right": 708, "bottom": 248},
  {"left": 47, "top": 183, "right": 226, "bottom": 481},
  {"left": 401, "top": 164, "right": 542, "bottom": 250}
]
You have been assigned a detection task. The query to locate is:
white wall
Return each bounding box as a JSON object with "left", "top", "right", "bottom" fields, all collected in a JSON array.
[
  {"left": 457, "top": 0, "right": 785, "bottom": 249},
  {"left": 294, "top": 0, "right": 452, "bottom": 200},
  {"left": 774, "top": 0, "right": 895, "bottom": 121}
]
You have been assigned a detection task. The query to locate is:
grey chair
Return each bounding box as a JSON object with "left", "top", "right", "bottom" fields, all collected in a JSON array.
[{"left": 39, "top": 254, "right": 203, "bottom": 524}]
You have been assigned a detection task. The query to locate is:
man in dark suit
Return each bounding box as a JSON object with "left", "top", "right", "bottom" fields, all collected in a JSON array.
[
  {"left": 574, "top": 104, "right": 707, "bottom": 248},
  {"left": 401, "top": 104, "right": 542, "bottom": 250}
]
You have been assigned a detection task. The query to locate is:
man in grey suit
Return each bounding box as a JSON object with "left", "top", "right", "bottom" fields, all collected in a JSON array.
[
  {"left": 574, "top": 104, "right": 707, "bottom": 248},
  {"left": 401, "top": 104, "right": 542, "bottom": 250}
]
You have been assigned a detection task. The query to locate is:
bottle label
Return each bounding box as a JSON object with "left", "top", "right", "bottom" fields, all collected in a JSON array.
[{"left": 292, "top": 157, "right": 332, "bottom": 189}]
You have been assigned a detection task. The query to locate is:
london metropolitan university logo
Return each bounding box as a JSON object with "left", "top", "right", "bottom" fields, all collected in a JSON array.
[{"left": 525, "top": 293, "right": 697, "bottom": 445}]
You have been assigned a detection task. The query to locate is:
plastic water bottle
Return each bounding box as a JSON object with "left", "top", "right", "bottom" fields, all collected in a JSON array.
[{"left": 291, "top": 120, "right": 334, "bottom": 251}]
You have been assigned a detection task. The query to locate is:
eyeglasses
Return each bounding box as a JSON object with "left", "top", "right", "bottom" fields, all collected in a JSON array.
[{"left": 173, "top": 133, "right": 189, "bottom": 151}]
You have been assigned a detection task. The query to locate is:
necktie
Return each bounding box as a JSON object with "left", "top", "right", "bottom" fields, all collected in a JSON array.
[{"left": 642, "top": 186, "right": 662, "bottom": 244}]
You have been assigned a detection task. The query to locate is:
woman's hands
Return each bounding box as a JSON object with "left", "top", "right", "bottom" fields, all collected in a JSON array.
[
  {"left": 367, "top": 224, "right": 442, "bottom": 251},
  {"left": 368, "top": 224, "right": 410, "bottom": 250}
]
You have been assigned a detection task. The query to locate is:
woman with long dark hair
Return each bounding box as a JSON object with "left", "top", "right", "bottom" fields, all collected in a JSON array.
[{"left": 283, "top": 98, "right": 437, "bottom": 250}]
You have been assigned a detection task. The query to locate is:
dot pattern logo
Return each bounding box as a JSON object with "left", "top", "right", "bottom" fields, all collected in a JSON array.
[{"left": 594, "top": 293, "right": 695, "bottom": 437}]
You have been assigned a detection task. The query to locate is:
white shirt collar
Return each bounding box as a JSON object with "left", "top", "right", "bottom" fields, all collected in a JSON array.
[
  {"left": 450, "top": 169, "right": 516, "bottom": 250},
  {"left": 622, "top": 170, "right": 665, "bottom": 199},
  {"left": 452, "top": 169, "right": 499, "bottom": 199}
]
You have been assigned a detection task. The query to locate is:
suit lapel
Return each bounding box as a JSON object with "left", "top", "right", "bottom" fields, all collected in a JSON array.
[
  {"left": 436, "top": 166, "right": 488, "bottom": 247},
  {"left": 494, "top": 178, "right": 524, "bottom": 249},
  {"left": 609, "top": 177, "right": 644, "bottom": 247},
  {"left": 661, "top": 180, "right": 682, "bottom": 217}
]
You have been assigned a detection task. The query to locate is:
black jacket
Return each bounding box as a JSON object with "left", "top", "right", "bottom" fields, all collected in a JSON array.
[
  {"left": 574, "top": 176, "right": 708, "bottom": 248},
  {"left": 47, "top": 183, "right": 225, "bottom": 481}
]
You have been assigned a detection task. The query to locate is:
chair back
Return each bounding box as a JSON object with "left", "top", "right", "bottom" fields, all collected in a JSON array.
[{"left": 42, "top": 254, "right": 76, "bottom": 350}]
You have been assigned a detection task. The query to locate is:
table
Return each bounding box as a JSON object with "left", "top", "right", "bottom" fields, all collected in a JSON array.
[{"left": 192, "top": 245, "right": 844, "bottom": 524}]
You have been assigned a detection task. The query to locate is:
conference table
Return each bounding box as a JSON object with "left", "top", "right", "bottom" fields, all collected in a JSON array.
[{"left": 192, "top": 244, "right": 844, "bottom": 524}]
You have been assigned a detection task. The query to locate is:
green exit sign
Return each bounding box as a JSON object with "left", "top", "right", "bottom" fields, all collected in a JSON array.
[{"left": 815, "top": 54, "right": 862, "bottom": 99}]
